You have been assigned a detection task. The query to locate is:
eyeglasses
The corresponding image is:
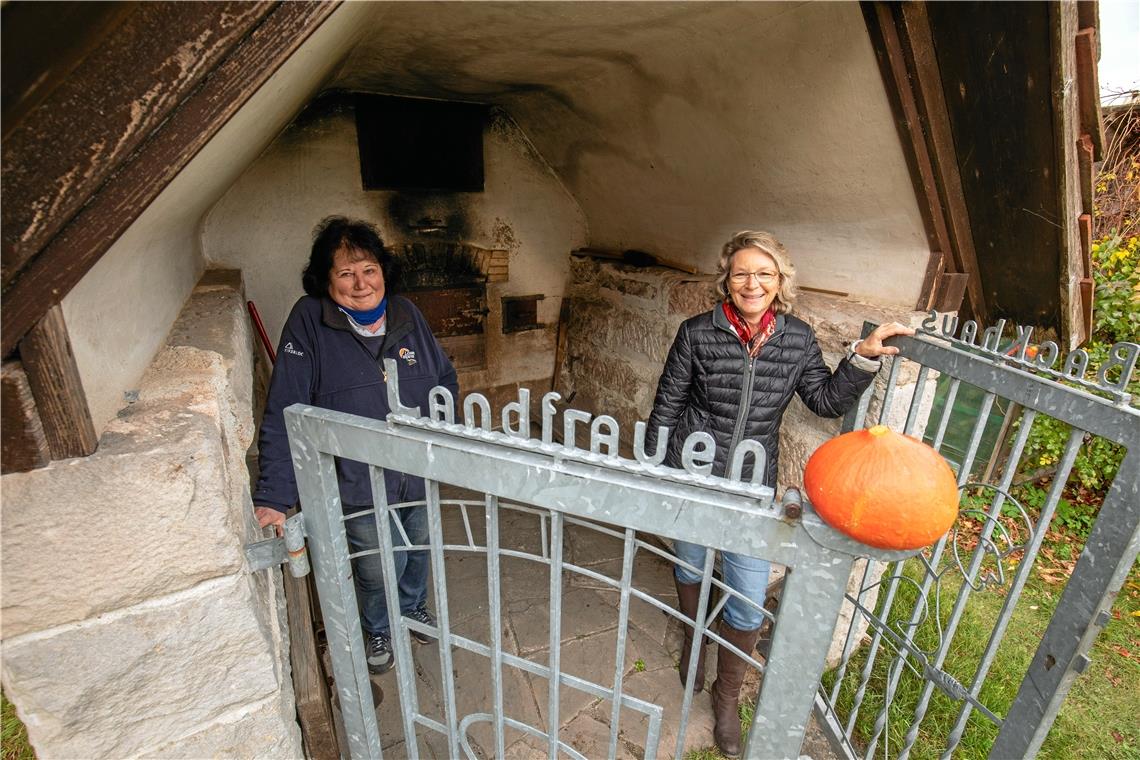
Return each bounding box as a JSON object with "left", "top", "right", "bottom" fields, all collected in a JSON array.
[{"left": 729, "top": 271, "right": 780, "bottom": 285}]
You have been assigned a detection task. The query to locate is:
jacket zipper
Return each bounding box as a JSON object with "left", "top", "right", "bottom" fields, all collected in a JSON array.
[{"left": 728, "top": 350, "right": 757, "bottom": 462}]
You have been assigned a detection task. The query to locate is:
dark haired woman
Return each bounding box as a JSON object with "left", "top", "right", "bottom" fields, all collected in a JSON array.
[
  {"left": 647, "top": 230, "right": 911, "bottom": 756},
  {"left": 253, "top": 216, "right": 458, "bottom": 675}
]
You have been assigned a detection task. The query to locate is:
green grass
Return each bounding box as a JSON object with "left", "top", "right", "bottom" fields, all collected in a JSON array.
[
  {"left": 821, "top": 553, "right": 1140, "bottom": 759},
  {"left": 2, "top": 691, "right": 35, "bottom": 760}
]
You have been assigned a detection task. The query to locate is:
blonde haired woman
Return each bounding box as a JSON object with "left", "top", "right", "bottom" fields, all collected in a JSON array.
[{"left": 646, "top": 230, "right": 911, "bottom": 757}]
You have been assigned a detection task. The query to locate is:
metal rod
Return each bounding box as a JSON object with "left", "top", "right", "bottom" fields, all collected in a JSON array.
[
  {"left": 425, "top": 480, "right": 461, "bottom": 758},
  {"left": 547, "top": 513, "right": 564, "bottom": 757},
  {"left": 370, "top": 467, "right": 420, "bottom": 760},
  {"left": 607, "top": 529, "right": 639, "bottom": 758},
  {"left": 484, "top": 494, "right": 506, "bottom": 759}
]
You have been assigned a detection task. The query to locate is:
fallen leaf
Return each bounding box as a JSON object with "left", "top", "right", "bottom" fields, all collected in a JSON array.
[{"left": 1112, "top": 730, "right": 1124, "bottom": 744}]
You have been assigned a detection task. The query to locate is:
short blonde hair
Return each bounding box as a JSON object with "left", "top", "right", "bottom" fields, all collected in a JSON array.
[{"left": 714, "top": 230, "right": 797, "bottom": 314}]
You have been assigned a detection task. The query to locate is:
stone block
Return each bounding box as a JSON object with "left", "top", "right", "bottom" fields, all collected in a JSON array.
[
  {"left": 1, "top": 576, "right": 282, "bottom": 759},
  {"left": 668, "top": 279, "right": 717, "bottom": 317},
  {"left": 1, "top": 409, "right": 244, "bottom": 638},
  {"left": 143, "top": 696, "right": 302, "bottom": 759}
]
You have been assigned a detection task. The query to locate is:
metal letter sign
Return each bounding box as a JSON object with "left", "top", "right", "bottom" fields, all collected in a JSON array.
[{"left": 283, "top": 319, "right": 1139, "bottom": 759}]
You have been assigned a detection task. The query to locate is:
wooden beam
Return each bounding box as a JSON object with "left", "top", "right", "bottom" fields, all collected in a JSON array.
[
  {"left": 860, "top": 2, "right": 956, "bottom": 312},
  {"left": 20, "top": 305, "right": 97, "bottom": 460},
  {"left": 1075, "top": 28, "right": 1105, "bottom": 160},
  {"left": 1, "top": 360, "right": 51, "bottom": 474},
  {"left": 1, "top": 1, "right": 340, "bottom": 358},
  {"left": 284, "top": 563, "right": 341, "bottom": 758},
  {"left": 1, "top": 3, "right": 275, "bottom": 289},
  {"left": 896, "top": 2, "right": 989, "bottom": 324},
  {"left": 1077, "top": 134, "right": 1096, "bottom": 216},
  {"left": 1078, "top": 213, "right": 1093, "bottom": 277},
  {"left": 1077, "top": 1, "right": 1099, "bottom": 32}
]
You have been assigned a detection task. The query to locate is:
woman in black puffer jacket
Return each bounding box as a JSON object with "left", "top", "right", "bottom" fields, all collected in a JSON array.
[{"left": 647, "top": 230, "right": 911, "bottom": 757}]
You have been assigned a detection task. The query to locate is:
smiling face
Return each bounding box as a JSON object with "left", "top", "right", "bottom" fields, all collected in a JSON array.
[
  {"left": 327, "top": 246, "right": 385, "bottom": 313},
  {"left": 727, "top": 247, "right": 780, "bottom": 326}
]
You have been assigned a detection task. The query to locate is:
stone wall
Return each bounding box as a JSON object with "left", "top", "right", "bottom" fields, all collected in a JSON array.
[{"left": 1, "top": 272, "right": 302, "bottom": 758}]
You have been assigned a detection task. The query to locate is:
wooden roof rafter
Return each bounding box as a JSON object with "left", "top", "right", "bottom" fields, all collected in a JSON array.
[{"left": 0, "top": 1, "right": 340, "bottom": 473}]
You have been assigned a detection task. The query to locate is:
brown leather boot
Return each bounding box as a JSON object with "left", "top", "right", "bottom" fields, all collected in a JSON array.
[
  {"left": 710, "top": 621, "right": 762, "bottom": 758},
  {"left": 674, "top": 577, "right": 709, "bottom": 692}
]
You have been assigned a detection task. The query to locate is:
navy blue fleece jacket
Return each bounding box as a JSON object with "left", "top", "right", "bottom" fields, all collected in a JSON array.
[{"left": 253, "top": 295, "right": 458, "bottom": 513}]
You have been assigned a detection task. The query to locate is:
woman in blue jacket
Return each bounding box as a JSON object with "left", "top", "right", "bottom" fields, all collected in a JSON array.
[{"left": 253, "top": 216, "right": 458, "bottom": 675}]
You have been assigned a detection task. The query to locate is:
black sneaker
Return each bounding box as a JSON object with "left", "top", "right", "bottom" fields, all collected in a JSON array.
[
  {"left": 367, "top": 632, "right": 393, "bottom": 674},
  {"left": 403, "top": 606, "right": 437, "bottom": 644}
]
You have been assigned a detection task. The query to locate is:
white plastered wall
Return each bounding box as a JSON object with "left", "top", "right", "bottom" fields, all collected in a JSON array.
[
  {"left": 201, "top": 105, "right": 588, "bottom": 389},
  {"left": 61, "top": 2, "right": 381, "bottom": 436}
]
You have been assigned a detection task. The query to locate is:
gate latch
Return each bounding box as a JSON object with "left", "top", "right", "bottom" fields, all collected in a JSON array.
[{"left": 244, "top": 513, "right": 310, "bottom": 577}]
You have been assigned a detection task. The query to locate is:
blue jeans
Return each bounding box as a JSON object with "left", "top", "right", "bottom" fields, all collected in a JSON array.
[
  {"left": 343, "top": 505, "right": 429, "bottom": 636},
  {"left": 673, "top": 539, "right": 770, "bottom": 631}
]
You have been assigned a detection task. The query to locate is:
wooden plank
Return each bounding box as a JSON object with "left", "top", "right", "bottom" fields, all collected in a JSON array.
[
  {"left": 926, "top": 2, "right": 1066, "bottom": 332},
  {"left": 1, "top": 3, "right": 275, "bottom": 288},
  {"left": 1077, "top": 1, "right": 1099, "bottom": 31},
  {"left": 1, "top": 360, "right": 51, "bottom": 474},
  {"left": 1, "top": 1, "right": 340, "bottom": 358},
  {"left": 1075, "top": 28, "right": 1106, "bottom": 161},
  {"left": 1078, "top": 276, "right": 1095, "bottom": 347},
  {"left": 898, "top": 2, "right": 989, "bottom": 324},
  {"left": 19, "top": 305, "right": 97, "bottom": 459},
  {"left": 283, "top": 562, "right": 341, "bottom": 759},
  {"left": 929, "top": 271, "right": 969, "bottom": 313},
  {"left": 860, "top": 1, "right": 955, "bottom": 311},
  {"left": 1077, "top": 133, "right": 1096, "bottom": 215},
  {"left": 1078, "top": 213, "right": 1093, "bottom": 277}
]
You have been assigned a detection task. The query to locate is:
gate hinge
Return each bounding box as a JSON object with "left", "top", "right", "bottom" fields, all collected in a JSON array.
[{"left": 244, "top": 513, "right": 310, "bottom": 577}]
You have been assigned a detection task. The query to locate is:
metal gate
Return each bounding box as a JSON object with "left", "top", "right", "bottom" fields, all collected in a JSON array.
[
  {"left": 278, "top": 316, "right": 1138, "bottom": 759},
  {"left": 282, "top": 358, "right": 911, "bottom": 759},
  {"left": 814, "top": 318, "right": 1139, "bottom": 758}
]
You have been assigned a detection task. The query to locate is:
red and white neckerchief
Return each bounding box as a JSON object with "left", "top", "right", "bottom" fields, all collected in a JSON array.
[{"left": 722, "top": 302, "right": 776, "bottom": 358}]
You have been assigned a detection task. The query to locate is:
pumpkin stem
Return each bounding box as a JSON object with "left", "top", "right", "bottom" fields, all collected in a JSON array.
[{"left": 868, "top": 425, "right": 890, "bottom": 437}]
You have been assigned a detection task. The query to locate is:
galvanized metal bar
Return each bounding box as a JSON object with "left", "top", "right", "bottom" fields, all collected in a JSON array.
[
  {"left": 903, "top": 365, "right": 931, "bottom": 436},
  {"left": 941, "top": 427, "right": 1085, "bottom": 758},
  {"left": 547, "top": 512, "right": 564, "bottom": 757},
  {"left": 285, "top": 431, "right": 382, "bottom": 759},
  {"left": 897, "top": 409, "right": 1040, "bottom": 758},
  {"left": 844, "top": 560, "right": 905, "bottom": 736},
  {"left": 424, "top": 480, "right": 461, "bottom": 758},
  {"left": 929, "top": 377, "right": 960, "bottom": 451},
  {"left": 746, "top": 540, "right": 857, "bottom": 759},
  {"left": 828, "top": 560, "right": 877, "bottom": 706},
  {"left": 607, "top": 529, "right": 638, "bottom": 758},
  {"left": 889, "top": 334, "right": 1140, "bottom": 446},
  {"left": 842, "top": 320, "right": 878, "bottom": 434},
  {"left": 369, "top": 466, "right": 420, "bottom": 760},
  {"left": 485, "top": 493, "right": 506, "bottom": 759},
  {"left": 284, "top": 407, "right": 844, "bottom": 566},
  {"left": 991, "top": 446, "right": 1140, "bottom": 757},
  {"left": 459, "top": 502, "right": 476, "bottom": 548},
  {"left": 673, "top": 548, "right": 716, "bottom": 760},
  {"left": 876, "top": 355, "right": 904, "bottom": 426}
]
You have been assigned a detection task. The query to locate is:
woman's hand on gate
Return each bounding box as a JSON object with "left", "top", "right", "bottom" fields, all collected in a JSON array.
[
  {"left": 255, "top": 506, "right": 286, "bottom": 537},
  {"left": 855, "top": 322, "right": 915, "bottom": 358}
]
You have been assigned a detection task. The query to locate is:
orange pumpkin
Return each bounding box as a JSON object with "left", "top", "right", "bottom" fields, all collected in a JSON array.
[{"left": 803, "top": 425, "right": 959, "bottom": 550}]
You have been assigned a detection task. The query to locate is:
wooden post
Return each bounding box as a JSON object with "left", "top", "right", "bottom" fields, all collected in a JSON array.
[
  {"left": 19, "top": 305, "right": 97, "bottom": 459},
  {"left": 1, "top": 360, "right": 51, "bottom": 473}
]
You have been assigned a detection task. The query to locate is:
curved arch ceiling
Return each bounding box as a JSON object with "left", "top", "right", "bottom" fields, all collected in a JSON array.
[{"left": 330, "top": 1, "right": 929, "bottom": 306}]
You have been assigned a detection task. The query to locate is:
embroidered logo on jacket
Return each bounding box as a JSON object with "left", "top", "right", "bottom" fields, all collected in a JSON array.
[
  {"left": 399, "top": 347, "right": 417, "bottom": 366},
  {"left": 283, "top": 342, "right": 304, "bottom": 357}
]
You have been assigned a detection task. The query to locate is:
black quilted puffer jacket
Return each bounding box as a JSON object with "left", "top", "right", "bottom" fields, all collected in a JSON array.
[{"left": 646, "top": 306, "right": 876, "bottom": 486}]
